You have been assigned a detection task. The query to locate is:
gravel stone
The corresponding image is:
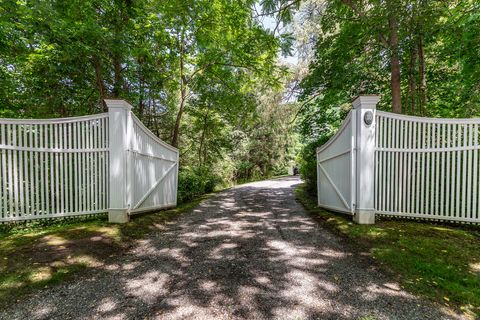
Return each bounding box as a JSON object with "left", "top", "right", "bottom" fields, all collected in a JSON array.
[{"left": 0, "top": 177, "right": 466, "bottom": 320}]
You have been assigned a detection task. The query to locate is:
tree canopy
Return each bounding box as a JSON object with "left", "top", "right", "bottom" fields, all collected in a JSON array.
[
  {"left": 0, "top": 0, "right": 301, "bottom": 200},
  {"left": 2, "top": 0, "right": 479, "bottom": 200}
]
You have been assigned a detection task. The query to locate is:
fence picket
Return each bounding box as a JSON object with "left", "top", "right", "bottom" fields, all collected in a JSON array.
[
  {"left": 1, "top": 125, "right": 5, "bottom": 218},
  {"left": 467, "top": 124, "right": 473, "bottom": 219},
  {"left": 0, "top": 103, "right": 177, "bottom": 223},
  {"left": 369, "top": 111, "right": 480, "bottom": 223},
  {"left": 474, "top": 124, "right": 478, "bottom": 220}
]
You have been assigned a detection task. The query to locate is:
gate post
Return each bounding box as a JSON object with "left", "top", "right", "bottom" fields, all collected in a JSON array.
[
  {"left": 105, "top": 99, "right": 132, "bottom": 223},
  {"left": 352, "top": 95, "right": 380, "bottom": 224}
]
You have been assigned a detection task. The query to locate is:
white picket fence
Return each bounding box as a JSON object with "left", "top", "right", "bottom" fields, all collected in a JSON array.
[
  {"left": 317, "top": 95, "right": 480, "bottom": 224},
  {"left": 0, "top": 100, "right": 178, "bottom": 223},
  {"left": 376, "top": 111, "right": 480, "bottom": 223}
]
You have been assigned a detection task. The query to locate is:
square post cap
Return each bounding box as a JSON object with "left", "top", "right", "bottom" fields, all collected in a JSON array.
[
  {"left": 104, "top": 99, "right": 133, "bottom": 111},
  {"left": 352, "top": 95, "right": 381, "bottom": 109}
]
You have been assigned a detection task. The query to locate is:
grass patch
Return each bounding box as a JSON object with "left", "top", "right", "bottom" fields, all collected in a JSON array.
[
  {"left": 0, "top": 192, "right": 214, "bottom": 307},
  {"left": 295, "top": 183, "right": 480, "bottom": 319}
]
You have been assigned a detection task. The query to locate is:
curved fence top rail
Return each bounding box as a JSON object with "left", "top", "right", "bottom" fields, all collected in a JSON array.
[
  {"left": 377, "top": 110, "right": 480, "bottom": 124},
  {"left": 316, "top": 110, "right": 353, "bottom": 154},
  {"left": 0, "top": 113, "right": 108, "bottom": 125},
  {"left": 131, "top": 113, "right": 179, "bottom": 154}
]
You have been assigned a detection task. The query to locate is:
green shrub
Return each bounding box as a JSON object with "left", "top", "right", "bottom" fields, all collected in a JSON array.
[
  {"left": 298, "top": 136, "right": 331, "bottom": 196},
  {"left": 177, "top": 166, "right": 221, "bottom": 204}
]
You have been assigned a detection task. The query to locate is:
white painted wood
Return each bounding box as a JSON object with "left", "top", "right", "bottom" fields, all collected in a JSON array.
[
  {"left": 456, "top": 125, "right": 461, "bottom": 217},
  {"left": 467, "top": 124, "right": 473, "bottom": 219},
  {"left": 129, "top": 113, "right": 179, "bottom": 214},
  {"left": 0, "top": 113, "right": 111, "bottom": 222},
  {"left": 440, "top": 123, "right": 445, "bottom": 217},
  {"left": 1, "top": 125, "right": 5, "bottom": 218},
  {"left": 407, "top": 121, "right": 412, "bottom": 213},
  {"left": 1, "top": 103, "right": 176, "bottom": 223},
  {"left": 374, "top": 110, "right": 480, "bottom": 224},
  {"left": 473, "top": 124, "right": 478, "bottom": 220},
  {"left": 446, "top": 124, "right": 451, "bottom": 217},
  {"left": 103, "top": 100, "right": 179, "bottom": 223},
  {"left": 316, "top": 110, "right": 356, "bottom": 215}
]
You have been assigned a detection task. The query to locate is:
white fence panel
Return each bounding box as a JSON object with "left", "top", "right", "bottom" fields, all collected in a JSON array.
[
  {"left": 0, "top": 114, "right": 109, "bottom": 221},
  {"left": 0, "top": 100, "right": 179, "bottom": 223},
  {"left": 129, "top": 114, "right": 179, "bottom": 214},
  {"left": 375, "top": 111, "right": 480, "bottom": 223},
  {"left": 316, "top": 111, "right": 356, "bottom": 214}
]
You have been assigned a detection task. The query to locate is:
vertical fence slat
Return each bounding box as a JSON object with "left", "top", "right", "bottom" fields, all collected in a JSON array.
[
  {"left": 18, "top": 125, "right": 24, "bottom": 216},
  {"left": 430, "top": 123, "right": 439, "bottom": 215},
  {"left": 23, "top": 125, "right": 28, "bottom": 216},
  {"left": 398, "top": 118, "right": 404, "bottom": 213},
  {"left": 29, "top": 125, "right": 34, "bottom": 216},
  {"left": 1, "top": 125, "right": 6, "bottom": 218},
  {"left": 467, "top": 124, "right": 473, "bottom": 220},
  {"left": 68, "top": 123, "right": 73, "bottom": 214},
  {"left": 386, "top": 117, "right": 392, "bottom": 212},
  {"left": 452, "top": 124, "right": 458, "bottom": 218},
  {"left": 461, "top": 125, "right": 467, "bottom": 219},
  {"left": 406, "top": 121, "right": 411, "bottom": 213},
  {"left": 473, "top": 124, "right": 478, "bottom": 221},
  {"left": 445, "top": 124, "right": 451, "bottom": 217},
  {"left": 395, "top": 119, "right": 400, "bottom": 213},
  {"left": 456, "top": 125, "right": 463, "bottom": 217},
  {"left": 94, "top": 120, "right": 99, "bottom": 211},
  {"left": 381, "top": 117, "right": 386, "bottom": 212},
  {"left": 12, "top": 124, "right": 18, "bottom": 216},
  {"left": 7, "top": 125, "right": 13, "bottom": 217},
  {"left": 81, "top": 121, "right": 86, "bottom": 212},
  {"left": 425, "top": 122, "right": 431, "bottom": 216},
  {"left": 74, "top": 121, "right": 79, "bottom": 214},
  {"left": 440, "top": 124, "right": 445, "bottom": 217},
  {"left": 60, "top": 123, "right": 65, "bottom": 214}
]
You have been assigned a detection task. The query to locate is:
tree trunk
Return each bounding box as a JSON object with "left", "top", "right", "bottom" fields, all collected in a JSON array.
[
  {"left": 408, "top": 44, "right": 417, "bottom": 114},
  {"left": 112, "top": 55, "right": 123, "bottom": 98},
  {"left": 171, "top": 90, "right": 185, "bottom": 148},
  {"left": 417, "top": 35, "right": 427, "bottom": 114},
  {"left": 92, "top": 57, "right": 107, "bottom": 112},
  {"left": 137, "top": 58, "right": 145, "bottom": 117},
  {"left": 198, "top": 108, "right": 210, "bottom": 165},
  {"left": 171, "top": 30, "right": 187, "bottom": 148},
  {"left": 388, "top": 11, "right": 402, "bottom": 114}
]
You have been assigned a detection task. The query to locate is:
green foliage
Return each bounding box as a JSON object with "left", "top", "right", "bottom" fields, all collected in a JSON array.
[
  {"left": 0, "top": 0, "right": 299, "bottom": 199},
  {"left": 295, "top": 0, "right": 480, "bottom": 197},
  {"left": 298, "top": 136, "right": 330, "bottom": 195},
  {"left": 177, "top": 166, "right": 220, "bottom": 204}
]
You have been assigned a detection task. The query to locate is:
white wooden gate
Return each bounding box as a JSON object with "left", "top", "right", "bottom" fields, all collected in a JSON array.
[
  {"left": 129, "top": 114, "right": 178, "bottom": 214},
  {"left": 316, "top": 111, "right": 356, "bottom": 214},
  {"left": 0, "top": 100, "right": 178, "bottom": 223},
  {"left": 317, "top": 95, "right": 480, "bottom": 224},
  {"left": 375, "top": 111, "right": 480, "bottom": 223},
  {"left": 0, "top": 114, "right": 109, "bottom": 222}
]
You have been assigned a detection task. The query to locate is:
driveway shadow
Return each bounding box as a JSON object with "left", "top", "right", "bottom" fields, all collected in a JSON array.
[{"left": 1, "top": 177, "right": 464, "bottom": 320}]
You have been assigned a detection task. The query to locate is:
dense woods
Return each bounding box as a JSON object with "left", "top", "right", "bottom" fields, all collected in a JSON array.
[
  {"left": 1, "top": 0, "right": 479, "bottom": 200},
  {"left": 295, "top": 0, "right": 480, "bottom": 193},
  {"left": 0, "top": 0, "right": 300, "bottom": 202}
]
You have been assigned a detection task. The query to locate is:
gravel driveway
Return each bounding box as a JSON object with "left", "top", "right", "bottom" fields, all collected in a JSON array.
[{"left": 1, "top": 177, "right": 464, "bottom": 320}]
